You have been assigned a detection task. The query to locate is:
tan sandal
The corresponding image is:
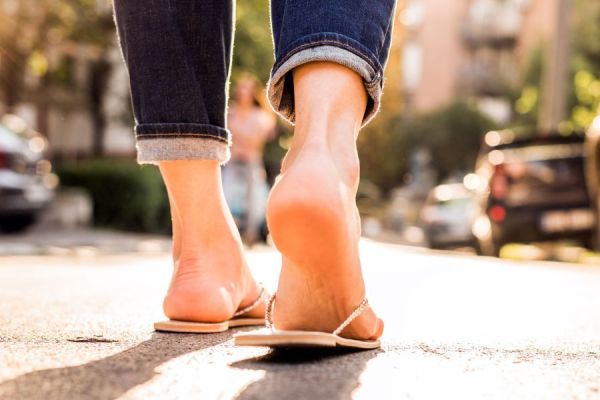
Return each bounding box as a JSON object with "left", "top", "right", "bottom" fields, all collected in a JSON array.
[
  {"left": 154, "top": 287, "right": 267, "bottom": 333},
  {"left": 234, "top": 293, "right": 380, "bottom": 349}
]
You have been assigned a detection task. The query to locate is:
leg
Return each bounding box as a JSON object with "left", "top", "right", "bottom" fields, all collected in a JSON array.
[
  {"left": 160, "top": 160, "right": 263, "bottom": 322},
  {"left": 267, "top": 62, "right": 383, "bottom": 339},
  {"left": 263, "top": 0, "right": 395, "bottom": 340},
  {"left": 113, "top": 0, "right": 264, "bottom": 322},
  {"left": 243, "top": 162, "right": 258, "bottom": 245}
]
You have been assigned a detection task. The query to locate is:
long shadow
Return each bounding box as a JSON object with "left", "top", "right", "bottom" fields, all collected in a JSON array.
[
  {"left": 0, "top": 331, "right": 231, "bottom": 400},
  {"left": 230, "top": 347, "right": 382, "bottom": 400}
]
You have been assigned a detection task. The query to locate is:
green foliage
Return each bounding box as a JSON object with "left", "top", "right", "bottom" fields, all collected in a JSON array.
[
  {"left": 359, "top": 101, "right": 496, "bottom": 193},
  {"left": 359, "top": 116, "right": 412, "bottom": 193},
  {"left": 513, "top": 1, "right": 600, "bottom": 132},
  {"left": 561, "top": 0, "right": 600, "bottom": 132},
  {"left": 57, "top": 160, "right": 171, "bottom": 234},
  {"left": 0, "top": 0, "right": 115, "bottom": 103},
  {"left": 232, "top": 0, "right": 274, "bottom": 83},
  {"left": 565, "top": 10, "right": 600, "bottom": 132},
  {"left": 416, "top": 101, "right": 496, "bottom": 178},
  {"left": 566, "top": 70, "right": 600, "bottom": 131},
  {"left": 513, "top": 47, "right": 545, "bottom": 128},
  {"left": 572, "top": 0, "right": 600, "bottom": 73},
  {"left": 515, "top": 85, "right": 539, "bottom": 115}
]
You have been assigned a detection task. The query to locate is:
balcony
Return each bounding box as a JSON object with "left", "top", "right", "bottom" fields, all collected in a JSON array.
[
  {"left": 457, "top": 60, "right": 517, "bottom": 97},
  {"left": 462, "top": 0, "right": 523, "bottom": 48}
]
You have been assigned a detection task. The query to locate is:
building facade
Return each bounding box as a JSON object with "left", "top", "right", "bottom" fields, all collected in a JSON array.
[{"left": 400, "top": 0, "right": 558, "bottom": 123}]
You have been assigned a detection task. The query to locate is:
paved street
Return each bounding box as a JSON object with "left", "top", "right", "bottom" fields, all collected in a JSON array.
[
  {"left": 1, "top": 239, "right": 600, "bottom": 399},
  {"left": 0, "top": 228, "right": 172, "bottom": 257}
]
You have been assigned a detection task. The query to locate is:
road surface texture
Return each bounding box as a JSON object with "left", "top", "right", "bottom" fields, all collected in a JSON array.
[{"left": 1, "top": 239, "right": 599, "bottom": 399}]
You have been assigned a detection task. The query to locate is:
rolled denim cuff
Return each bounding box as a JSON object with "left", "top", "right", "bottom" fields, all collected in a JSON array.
[
  {"left": 135, "top": 123, "right": 231, "bottom": 164},
  {"left": 268, "top": 42, "right": 384, "bottom": 127}
]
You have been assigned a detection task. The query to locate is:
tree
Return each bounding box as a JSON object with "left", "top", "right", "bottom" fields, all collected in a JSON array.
[
  {"left": 567, "top": 0, "right": 600, "bottom": 130},
  {"left": 359, "top": 101, "right": 496, "bottom": 193},
  {"left": 232, "top": 0, "right": 274, "bottom": 83},
  {"left": 0, "top": 0, "right": 114, "bottom": 154},
  {"left": 513, "top": 0, "right": 600, "bottom": 132}
]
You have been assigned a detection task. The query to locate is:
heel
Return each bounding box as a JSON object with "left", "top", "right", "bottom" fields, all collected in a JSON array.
[{"left": 266, "top": 169, "right": 348, "bottom": 261}]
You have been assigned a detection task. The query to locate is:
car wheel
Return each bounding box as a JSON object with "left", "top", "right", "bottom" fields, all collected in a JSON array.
[
  {"left": 0, "top": 215, "right": 36, "bottom": 233},
  {"left": 582, "top": 234, "right": 598, "bottom": 251},
  {"left": 428, "top": 241, "right": 445, "bottom": 250},
  {"left": 471, "top": 239, "right": 482, "bottom": 255},
  {"left": 478, "top": 238, "right": 501, "bottom": 257},
  {"left": 259, "top": 220, "right": 269, "bottom": 243}
]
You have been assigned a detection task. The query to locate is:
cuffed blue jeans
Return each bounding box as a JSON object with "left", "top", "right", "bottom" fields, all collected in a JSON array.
[{"left": 113, "top": 0, "right": 396, "bottom": 164}]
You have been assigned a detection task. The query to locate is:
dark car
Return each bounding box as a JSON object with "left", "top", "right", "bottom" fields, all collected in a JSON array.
[
  {"left": 584, "top": 112, "right": 600, "bottom": 248},
  {"left": 0, "top": 115, "right": 57, "bottom": 232},
  {"left": 472, "top": 130, "right": 595, "bottom": 256}
]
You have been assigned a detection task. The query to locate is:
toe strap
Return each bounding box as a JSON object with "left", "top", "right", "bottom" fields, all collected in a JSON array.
[
  {"left": 233, "top": 286, "right": 266, "bottom": 317},
  {"left": 265, "top": 292, "right": 277, "bottom": 328},
  {"left": 265, "top": 293, "right": 371, "bottom": 337},
  {"left": 332, "top": 298, "right": 370, "bottom": 336}
]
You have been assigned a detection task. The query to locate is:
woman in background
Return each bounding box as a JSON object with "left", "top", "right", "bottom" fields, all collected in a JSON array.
[{"left": 223, "top": 75, "right": 276, "bottom": 245}]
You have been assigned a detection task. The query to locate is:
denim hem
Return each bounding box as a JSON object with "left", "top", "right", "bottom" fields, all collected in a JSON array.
[
  {"left": 268, "top": 44, "right": 383, "bottom": 127},
  {"left": 136, "top": 137, "right": 231, "bottom": 165},
  {"left": 135, "top": 123, "right": 231, "bottom": 145}
]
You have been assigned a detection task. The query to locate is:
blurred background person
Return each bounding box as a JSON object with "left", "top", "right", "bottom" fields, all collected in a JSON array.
[{"left": 223, "top": 75, "right": 276, "bottom": 245}]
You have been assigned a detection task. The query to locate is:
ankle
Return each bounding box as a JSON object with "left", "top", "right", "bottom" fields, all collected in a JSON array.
[
  {"left": 286, "top": 131, "right": 360, "bottom": 190},
  {"left": 158, "top": 160, "right": 225, "bottom": 208},
  {"left": 158, "top": 159, "right": 241, "bottom": 248}
]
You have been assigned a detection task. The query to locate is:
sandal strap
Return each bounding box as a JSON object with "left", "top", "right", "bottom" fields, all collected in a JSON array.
[
  {"left": 265, "top": 293, "right": 370, "bottom": 337},
  {"left": 332, "top": 298, "right": 370, "bottom": 336},
  {"left": 265, "top": 292, "right": 277, "bottom": 328},
  {"left": 233, "top": 286, "right": 266, "bottom": 317}
]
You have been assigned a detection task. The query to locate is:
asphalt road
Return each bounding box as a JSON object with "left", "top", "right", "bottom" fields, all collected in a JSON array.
[{"left": 1, "top": 240, "right": 599, "bottom": 400}]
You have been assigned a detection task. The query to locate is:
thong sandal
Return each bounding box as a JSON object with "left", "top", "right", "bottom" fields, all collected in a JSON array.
[
  {"left": 234, "top": 293, "right": 380, "bottom": 349},
  {"left": 154, "top": 287, "right": 267, "bottom": 333}
]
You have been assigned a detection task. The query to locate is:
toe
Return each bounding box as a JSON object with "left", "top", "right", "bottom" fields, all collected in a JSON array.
[{"left": 369, "top": 318, "right": 385, "bottom": 341}]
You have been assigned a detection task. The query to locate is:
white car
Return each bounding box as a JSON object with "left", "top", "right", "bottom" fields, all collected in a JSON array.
[{"left": 419, "top": 183, "right": 479, "bottom": 250}]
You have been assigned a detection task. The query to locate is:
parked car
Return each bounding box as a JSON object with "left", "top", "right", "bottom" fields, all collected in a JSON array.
[
  {"left": 472, "top": 130, "right": 595, "bottom": 256},
  {"left": 419, "top": 183, "right": 479, "bottom": 250},
  {"left": 0, "top": 115, "right": 57, "bottom": 232}
]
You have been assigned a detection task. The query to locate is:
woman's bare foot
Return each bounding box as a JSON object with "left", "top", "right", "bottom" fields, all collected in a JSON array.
[
  {"left": 266, "top": 62, "right": 384, "bottom": 340},
  {"left": 158, "top": 160, "right": 264, "bottom": 323}
]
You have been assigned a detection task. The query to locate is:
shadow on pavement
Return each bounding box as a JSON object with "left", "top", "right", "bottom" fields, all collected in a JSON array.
[
  {"left": 0, "top": 332, "right": 231, "bottom": 400},
  {"left": 231, "top": 347, "right": 381, "bottom": 400}
]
